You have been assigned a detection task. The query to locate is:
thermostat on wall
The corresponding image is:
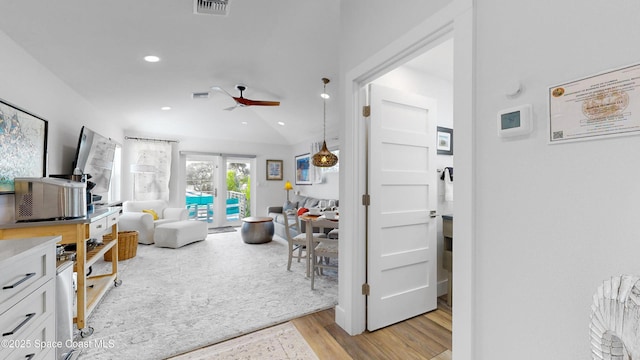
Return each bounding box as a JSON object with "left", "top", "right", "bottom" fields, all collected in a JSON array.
[{"left": 497, "top": 104, "right": 532, "bottom": 137}]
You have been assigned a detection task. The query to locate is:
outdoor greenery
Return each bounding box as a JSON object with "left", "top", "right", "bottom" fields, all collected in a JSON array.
[
  {"left": 186, "top": 160, "right": 251, "bottom": 216},
  {"left": 227, "top": 162, "right": 251, "bottom": 216},
  {"left": 186, "top": 161, "right": 214, "bottom": 192}
]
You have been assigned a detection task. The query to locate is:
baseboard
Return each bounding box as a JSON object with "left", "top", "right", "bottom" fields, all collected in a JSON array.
[
  {"left": 437, "top": 279, "right": 449, "bottom": 297},
  {"left": 335, "top": 304, "right": 346, "bottom": 329}
]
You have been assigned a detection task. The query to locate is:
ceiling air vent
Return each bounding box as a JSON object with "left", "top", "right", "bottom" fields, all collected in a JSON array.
[
  {"left": 192, "top": 92, "right": 210, "bottom": 100},
  {"left": 194, "top": 0, "right": 229, "bottom": 16}
]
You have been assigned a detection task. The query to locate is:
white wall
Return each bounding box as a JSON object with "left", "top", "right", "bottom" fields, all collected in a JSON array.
[
  {"left": 340, "top": 0, "right": 452, "bottom": 71},
  {"left": 0, "top": 30, "right": 121, "bottom": 222},
  {"left": 342, "top": 0, "right": 640, "bottom": 357},
  {"left": 474, "top": 1, "right": 640, "bottom": 358}
]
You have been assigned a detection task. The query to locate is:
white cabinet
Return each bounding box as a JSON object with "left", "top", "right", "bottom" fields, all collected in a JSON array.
[
  {"left": 0, "top": 236, "right": 59, "bottom": 360},
  {"left": 0, "top": 207, "right": 121, "bottom": 331}
]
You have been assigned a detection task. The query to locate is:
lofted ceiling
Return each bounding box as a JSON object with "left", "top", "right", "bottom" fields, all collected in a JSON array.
[
  {"left": 0, "top": 0, "right": 342, "bottom": 145},
  {"left": 0, "top": 1, "right": 453, "bottom": 147}
]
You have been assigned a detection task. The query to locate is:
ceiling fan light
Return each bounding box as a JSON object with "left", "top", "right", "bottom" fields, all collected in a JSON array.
[{"left": 144, "top": 55, "right": 160, "bottom": 63}]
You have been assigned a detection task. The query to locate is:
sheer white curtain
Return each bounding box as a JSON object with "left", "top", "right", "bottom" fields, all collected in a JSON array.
[{"left": 129, "top": 140, "right": 172, "bottom": 201}]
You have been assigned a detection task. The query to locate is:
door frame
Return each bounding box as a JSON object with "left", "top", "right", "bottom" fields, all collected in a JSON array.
[{"left": 337, "top": 1, "right": 475, "bottom": 357}]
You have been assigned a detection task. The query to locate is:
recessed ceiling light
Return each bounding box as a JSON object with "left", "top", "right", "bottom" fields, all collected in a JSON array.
[
  {"left": 241, "top": 121, "right": 248, "bottom": 125},
  {"left": 161, "top": 106, "right": 171, "bottom": 111},
  {"left": 278, "top": 121, "right": 285, "bottom": 126},
  {"left": 320, "top": 92, "right": 330, "bottom": 99},
  {"left": 144, "top": 55, "right": 160, "bottom": 63}
]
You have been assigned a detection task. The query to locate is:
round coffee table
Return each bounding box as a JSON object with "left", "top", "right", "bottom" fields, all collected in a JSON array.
[{"left": 241, "top": 217, "right": 274, "bottom": 244}]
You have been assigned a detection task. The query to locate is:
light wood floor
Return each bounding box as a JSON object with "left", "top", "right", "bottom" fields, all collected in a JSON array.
[{"left": 291, "top": 297, "right": 452, "bottom": 360}]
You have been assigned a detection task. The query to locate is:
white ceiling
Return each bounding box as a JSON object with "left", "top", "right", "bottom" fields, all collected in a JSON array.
[{"left": 0, "top": 0, "right": 452, "bottom": 146}]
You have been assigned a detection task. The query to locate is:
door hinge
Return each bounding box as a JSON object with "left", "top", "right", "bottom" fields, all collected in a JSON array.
[
  {"left": 430, "top": 210, "right": 437, "bottom": 218},
  {"left": 362, "top": 105, "right": 371, "bottom": 117},
  {"left": 362, "top": 194, "right": 370, "bottom": 206},
  {"left": 362, "top": 283, "right": 370, "bottom": 296}
]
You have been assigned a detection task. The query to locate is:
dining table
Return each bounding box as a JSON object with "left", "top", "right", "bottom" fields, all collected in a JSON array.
[{"left": 299, "top": 213, "right": 339, "bottom": 277}]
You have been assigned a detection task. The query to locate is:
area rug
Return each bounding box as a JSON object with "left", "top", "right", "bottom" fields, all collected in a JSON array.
[
  {"left": 168, "top": 322, "right": 318, "bottom": 360},
  {"left": 77, "top": 232, "right": 337, "bottom": 359},
  {"left": 208, "top": 226, "right": 237, "bottom": 234}
]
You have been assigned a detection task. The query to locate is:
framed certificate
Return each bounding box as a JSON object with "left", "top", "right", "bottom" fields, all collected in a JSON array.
[{"left": 548, "top": 62, "right": 640, "bottom": 144}]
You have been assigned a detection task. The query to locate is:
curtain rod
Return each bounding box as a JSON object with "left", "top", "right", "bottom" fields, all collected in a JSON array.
[
  {"left": 125, "top": 136, "right": 179, "bottom": 143},
  {"left": 179, "top": 151, "right": 256, "bottom": 159}
]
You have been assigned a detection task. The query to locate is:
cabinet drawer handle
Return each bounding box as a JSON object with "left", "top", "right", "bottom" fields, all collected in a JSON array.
[
  {"left": 96, "top": 224, "right": 103, "bottom": 229},
  {"left": 25, "top": 354, "right": 36, "bottom": 360},
  {"left": 2, "top": 313, "right": 36, "bottom": 336},
  {"left": 2, "top": 273, "right": 36, "bottom": 290}
]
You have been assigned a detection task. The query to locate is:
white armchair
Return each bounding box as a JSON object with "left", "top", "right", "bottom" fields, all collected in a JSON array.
[{"left": 119, "top": 200, "right": 188, "bottom": 244}]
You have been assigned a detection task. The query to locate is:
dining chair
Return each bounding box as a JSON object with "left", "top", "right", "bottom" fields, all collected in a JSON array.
[
  {"left": 283, "top": 210, "right": 311, "bottom": 272},
  {"left": 310, "top": 217, "right": 339, "bottom": 289}
]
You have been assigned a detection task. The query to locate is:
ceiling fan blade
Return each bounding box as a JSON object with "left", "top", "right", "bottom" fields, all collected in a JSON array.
[
  {"left": 211, "top": 85, "right": 280, "bottom": 108},
  {"left": 234, "top": 97, "right": 280, "bottom": 107},
  {"left": 211, "top": 86, "right": 238, "bottom": 102}
]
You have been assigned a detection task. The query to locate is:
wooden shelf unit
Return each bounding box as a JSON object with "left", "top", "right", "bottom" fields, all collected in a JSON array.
[{"left": 0, "top": 207, "right": 121, "bottom": 331}]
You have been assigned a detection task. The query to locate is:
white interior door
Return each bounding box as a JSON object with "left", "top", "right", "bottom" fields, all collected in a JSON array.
[{"left": 367, "top": 83, "right": 438, "bottom": 331}]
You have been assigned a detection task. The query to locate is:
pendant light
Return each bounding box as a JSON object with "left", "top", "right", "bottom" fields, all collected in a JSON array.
[{"left": 312, "top": 77, "right": 338, "bottom": 168}]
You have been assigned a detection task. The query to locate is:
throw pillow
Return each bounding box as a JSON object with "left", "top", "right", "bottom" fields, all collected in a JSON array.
[
  {"left": 283, "top": 201, "right": 296, "bottom": 211},
  {"left": 297, "top": 207, "right": 309, "bottom": 216},
  {"left": 142, "top": 209, "right": 159, "bottom": 220}
]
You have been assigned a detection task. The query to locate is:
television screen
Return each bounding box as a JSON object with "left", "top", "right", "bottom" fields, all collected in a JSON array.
[{"left": 73, "top": 126, "right": 116, "bottom": 193}]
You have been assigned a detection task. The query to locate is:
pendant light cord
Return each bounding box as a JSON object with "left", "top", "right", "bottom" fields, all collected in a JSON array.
[{"left": 323, "top": 82, "right": 327, "bottom": 141}]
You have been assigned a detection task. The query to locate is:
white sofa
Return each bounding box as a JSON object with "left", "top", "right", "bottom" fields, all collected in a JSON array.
[{"left": 119, "top": 200, "right": 188, "bottom": 244}]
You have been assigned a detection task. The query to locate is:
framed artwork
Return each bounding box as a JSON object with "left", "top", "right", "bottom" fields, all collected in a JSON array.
[
  {"left": 0, "top": 99, "right": 48, "bottom": 194},
  {"left": 437, "top": 126, "right": 453, "bottom": 155},
  {"left": 295, "top": 153, "right": 311, "bottom": 185},
  {"left": 266, "top": 159, "right": 283, "bottom": 180}
]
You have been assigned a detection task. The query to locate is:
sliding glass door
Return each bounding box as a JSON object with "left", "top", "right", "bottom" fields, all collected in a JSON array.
[
  {"left": 225, "top": 158, "right": 251, "bottom": 227},
  {"left": 185, "top": 155, "right": 218, "bottom": 227},
  {"left": 184, "top": 154, "right": 254, "bottom": 228}
]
